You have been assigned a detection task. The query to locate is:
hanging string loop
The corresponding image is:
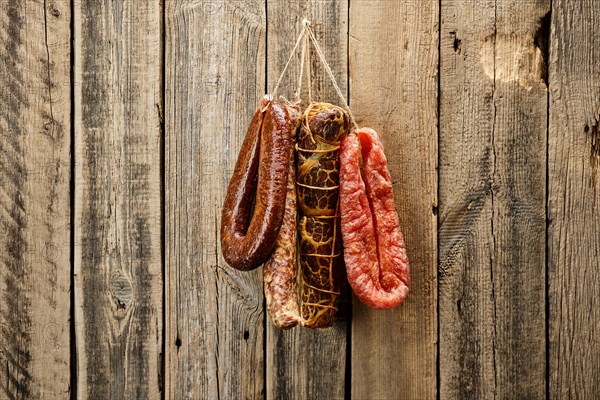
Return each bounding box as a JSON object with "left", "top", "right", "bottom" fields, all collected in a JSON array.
[
  {"left": 272, "top": 19, "right": 310, "bottom": 99},
  {"left": 271, "top": 19, "right": 359, "bottom": 131},
  {"left": 303, "top": 23, "right": 359, "bottom": 131}
]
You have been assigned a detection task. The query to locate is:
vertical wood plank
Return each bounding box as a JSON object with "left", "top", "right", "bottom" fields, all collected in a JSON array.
[
  {"left": 74, "top": 1, "right": 162, "bottom": 398},
  {"left": 549, "top": 0, "right": 600, "bottom": 398},
  {"left": 0, "top": 0, "right": 71, "bottom": 398},
  {"left": 349, "top": 1, "right": 438, "bottom": 399},
  {"left": 265, "top": 2, "right": 348, "bottom": 399},
  {"left": 439, "top": 0, "right": 549, "bottom": 398},
  {"left": 439, "top": 1, "right": 496, "bottom": 396},
  {"left": 165, "top": 1, "right": 266, "bottom": 398}
]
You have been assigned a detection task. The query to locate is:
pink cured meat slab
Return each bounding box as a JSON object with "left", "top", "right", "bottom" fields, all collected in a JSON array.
[{"left": 339, "top": 127, "right": 410, "bottom": 309}]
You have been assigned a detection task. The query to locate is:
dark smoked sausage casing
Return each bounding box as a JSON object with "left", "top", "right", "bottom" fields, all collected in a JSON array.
[
  {"left": 220, "top": 96, "right": 294, "bottom": 271},
  {"left": 339, "top": 128, "right": 410, "bottom": 309}
]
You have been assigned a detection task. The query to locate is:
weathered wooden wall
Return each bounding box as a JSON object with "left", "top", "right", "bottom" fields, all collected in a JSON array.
[
  {"left": 0, "top": 1, "right": 598, "bottom": 399},
  {"left": 439, "top": 1, "right": 549, "bottom": 398},
  {"left": 74, "top": 1, "right": 163, "bottom": 398}
]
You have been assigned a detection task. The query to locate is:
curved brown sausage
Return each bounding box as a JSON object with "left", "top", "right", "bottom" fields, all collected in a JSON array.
[{"left": 220, "top": 96, "right": 294, "bottom": 271}]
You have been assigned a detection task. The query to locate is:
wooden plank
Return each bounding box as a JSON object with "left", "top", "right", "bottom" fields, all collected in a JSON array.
[
  {"left": 349, "top": 1, "right": 438, "bottom": 399},
  {"left": 74, "top": 1, "right": 162, "bottom": 398},
  {"left": 439, "top": 0, "right": 549, "bottom": 397},
  {"left": 0, "top": 1, "right": 71, "bottom": 398},
  {"left": 164, "top": 1, "right": 266, "bottom": 398},
  {"left": 548, "top": 0, "right": 600, "bottom": 397},
  {"left": 265, "top": 2, "right": 348, "bottom": 399}
]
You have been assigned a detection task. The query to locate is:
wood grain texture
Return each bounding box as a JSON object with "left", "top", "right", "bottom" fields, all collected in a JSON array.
[
  {"left": 265, "top": 2, "right": 348, "bottom": 399},
  {"left": 0, "top": 1, "right": 599, "bottom": 398},
  {"left": 0, "top": 1, "right": 71, "bottom": 398},
  {"left": 74, "top": 1, "right": 162, "bottom": 398},
  {"left": 439, "top": 0, "right": 548, "bottom": 398},
  {"left": 349, "top": 1, "right": 438, "bottom": 399},
  {"left": 548, "top": 0, "right": 600, "bottom": 398},
  {"left": 164, "top": 1, "right": 266, "bottom": 398}
]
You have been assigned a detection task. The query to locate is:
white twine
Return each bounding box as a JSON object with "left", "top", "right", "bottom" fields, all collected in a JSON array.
[
  {"left": 294, "top": 23, "right": 308, "bottom": 101},
  {"left": 304, "top": 25, "right": 312, "bottom": 104},
  {"left": 272, "top": 19, "right": 359, "bottom": 131},
  {"left": 272, "top": 21, "right": 308, "bottom": 99},
  {"left": 304, "top": 23, "right": 359, "bottom": 131}
]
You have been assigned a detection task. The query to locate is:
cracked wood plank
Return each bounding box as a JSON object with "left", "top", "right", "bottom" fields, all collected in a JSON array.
[
  {"left": 164, "top": 1, "right": 265, "bottom": 398},
  {"left": 349, "top": 1, "right": 438, "bottom": 398},
  {"left": 265, "top": 2, "right": 348, "bottom": 399},
  {"left": 439, "top": 0, "right": 548, "bottom": 398},
  {"left": 0, "top": 0, "right": 71, "bottom": 398},
  {"left": 548, "top": 0, "right": 600, "bottom": 397},
  {"left": 74, "top": 1, "right": 162, "bottom": 398}
]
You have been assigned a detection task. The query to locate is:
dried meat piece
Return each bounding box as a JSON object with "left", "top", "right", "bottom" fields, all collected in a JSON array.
[
  {"left": 264, "top": 102, "right": 302, "bottom": 329},
  {"left": 296, "top": 102, "right": 350, "bottom": 328},
  {"left": 339, "top": 128, "right": 410, "bottom": 309},
  {"left": 220, "top": 96, "right": 295, "bottom": 271}
]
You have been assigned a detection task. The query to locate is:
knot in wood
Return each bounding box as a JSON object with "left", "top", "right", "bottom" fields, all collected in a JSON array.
[{"left": 111, "top": 272, "right": 133, "bottom": 309}]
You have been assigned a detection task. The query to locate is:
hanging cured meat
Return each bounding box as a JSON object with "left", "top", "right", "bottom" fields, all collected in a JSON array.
[
  {"left": 220, "top": 21, "right": 409, "bottom": 329},
  {"left": 295, "top": 103, "right": 350, "bottom": 328},
  {"left": 339, "top": 128, "right": 410, "bottom": 310}
]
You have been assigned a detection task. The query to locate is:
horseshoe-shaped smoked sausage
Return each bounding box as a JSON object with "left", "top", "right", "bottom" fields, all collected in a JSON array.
[{"left": 220, "top": 96, "right": 295, "bottom": 271}]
